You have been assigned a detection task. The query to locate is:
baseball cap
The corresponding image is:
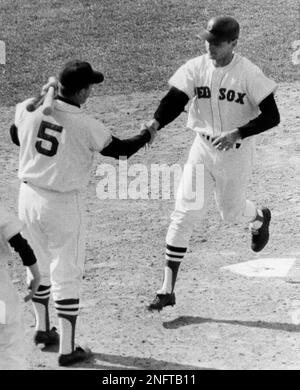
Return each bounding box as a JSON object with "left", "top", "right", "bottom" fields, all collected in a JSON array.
[
  {"left": 59, "top": 60, "right": 104, "bottom": 91},
  {"left": 201, "top": 16, "right": 240, "bottom": 43}
]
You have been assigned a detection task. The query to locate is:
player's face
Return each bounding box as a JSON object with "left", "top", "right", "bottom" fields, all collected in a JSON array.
[{"left": 205, "top": 39, "right": 236, "bottom": 65}]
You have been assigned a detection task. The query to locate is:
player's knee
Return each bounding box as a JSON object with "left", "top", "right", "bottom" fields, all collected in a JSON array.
[{"left": 170, "top": 209, "right": 200, "bottom": 227}]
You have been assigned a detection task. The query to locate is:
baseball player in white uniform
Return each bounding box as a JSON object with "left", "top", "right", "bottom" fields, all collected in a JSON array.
[
  {"left": 144, "top": 16, "right": 280, "bottom": 311},
  {"left": 0, "top": 205, "right": 40, "bottom": 369},
  {"left": 10, "top": 60, "right": 156, "bottom": 366}
]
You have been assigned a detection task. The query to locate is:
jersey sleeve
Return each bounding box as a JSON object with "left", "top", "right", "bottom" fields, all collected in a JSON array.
[
  {"left": 245, "top": 64, "right": 278, "bottom": 106},
  {"left": 0, "top": 206, "right": 23, "bottom": 241},
  {"left": 87, "top": 117, "right": 113, "bottom": 152},
  {"left": 168, "top": 59, "right": 197, "bottom": 99}
]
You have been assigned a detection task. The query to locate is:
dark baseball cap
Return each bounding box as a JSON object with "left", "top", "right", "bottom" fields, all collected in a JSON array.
[
  {"left": 202, "top": 16, "right": 240, "bottom": 43},
  {"left": 59, "top": 60, "right": 104, "bottom": 91}
]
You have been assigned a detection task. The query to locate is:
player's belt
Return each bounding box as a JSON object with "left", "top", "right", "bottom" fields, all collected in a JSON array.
[{"left": 200, "top": 133, "right": 241, "bottom": 149}]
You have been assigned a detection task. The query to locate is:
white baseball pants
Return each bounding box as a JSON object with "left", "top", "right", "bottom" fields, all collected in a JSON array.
[
  {"left": 166, "top": 134, "right": 257, "bottom": 248},
  {"left": 18, "top": 182, "right": 86, "bottom": 301}
]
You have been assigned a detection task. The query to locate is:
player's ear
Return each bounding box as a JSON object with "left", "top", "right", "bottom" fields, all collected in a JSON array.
[
  {"left": 231, "top": 39, "right": 238, "bottom": 48},
  {"left": 83, "top": 85, "right": 92, "bottom": 98},
  {"left": 77, "top": 87, "right": 90, "bottom": 103}
]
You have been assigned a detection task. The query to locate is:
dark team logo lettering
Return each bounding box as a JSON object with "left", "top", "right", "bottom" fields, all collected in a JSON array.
[
  {"left": 219, "top": 89, "right": 246, "bottom": 104},
  {"left": 35, "top": 121, "right": 63, "bottom": 157},
  {"left": 195, "top": 86, "right": 211, "bottom": 98},
  {"left": 235, "top": 92, "right": 246, "bottom": 104},
  {"left": 196, "top": 86, "right": 246, "bottom": 104}
]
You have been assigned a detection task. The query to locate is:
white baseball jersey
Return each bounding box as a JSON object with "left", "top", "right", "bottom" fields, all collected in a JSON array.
[
  {"left": 15, "top": 99, "right": 112, "bottom": 192},
  {"left": 168, "top": 53, "right": 277, "bottom": 136}
]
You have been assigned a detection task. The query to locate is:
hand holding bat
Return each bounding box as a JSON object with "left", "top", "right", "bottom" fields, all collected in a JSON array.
[{"left": 26, "top": 76, "right": 58, "bottom": 114}]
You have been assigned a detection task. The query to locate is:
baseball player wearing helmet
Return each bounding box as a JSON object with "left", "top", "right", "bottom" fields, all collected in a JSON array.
[
  {"left": 0, "top": 205, "right": 40, "bottom": 369},
  {"left": 144, "top": 16, "right": 280, "bottom": 311},
  {"left": 10, "top": 60, "right": 156, "bottom": 366}
]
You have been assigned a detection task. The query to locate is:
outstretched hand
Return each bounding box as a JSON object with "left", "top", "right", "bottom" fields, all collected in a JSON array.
[
  {"left": 142, "top": 119, "right": 160, "bottom": 150},
  {"left": 41, "top": 76, "right": 59, "bottom": 96}
]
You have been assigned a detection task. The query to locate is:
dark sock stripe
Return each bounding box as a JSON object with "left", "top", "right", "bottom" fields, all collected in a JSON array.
[
  {"left": 32, "top": 297, "right": 50, "bottom": 304},
  {"left": 34, "top": 291, "right": 51, "bottom": 297},
  {"left": 55, "top": 308, "right": 79, "bottom": 313},
  {"left": 33, "top": 285, "right": 51, "bottom": 301},
  {"left": 54, "top": 302, "right": 79, "bottom": 308},
  {"left": 55, "top": 299, "right": 80, "bottom": 321},
  {"left": 34, "top": 290, "right": 50, "bottom": 294},
  {"left": 166, "top": 244, "right": 187, "bottom": 253},
  {"left": 165, "top": 253, "right": 185, "bottom": 259},
  {"left": 37, "top": 285, "right": 51, "bottom": 292},
  {"left": 166, "top": 260, "right": 181, "bottom": 271},
  {"left": 55, "top": 298, "right": 79, "bottom": 305}
]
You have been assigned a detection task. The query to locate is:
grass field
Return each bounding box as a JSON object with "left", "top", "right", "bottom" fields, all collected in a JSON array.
[{"left": 0, "top": 0, "right": 299, "bottom": 106}]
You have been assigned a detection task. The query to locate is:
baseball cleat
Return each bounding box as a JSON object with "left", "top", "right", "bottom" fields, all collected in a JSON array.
[
  {"left": 147, "top": 292, "right": 176, "bottom": 312},
  {"left": 58, "top": 346, "right": 91, "bottom": 367},
  {"left": 251, "top": 207, "right": 271, "bottom": 252},
  {"left": 34, "top": 326, "right": 59, "bottom": 346}
]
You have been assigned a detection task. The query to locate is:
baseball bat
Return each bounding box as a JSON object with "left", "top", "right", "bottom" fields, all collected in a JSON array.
[
  {"left": 42, "top": 86, "right": 55, "bottom": 116},
  {"left": 26, "top": 76, "right": 57, "bottom": 113},
  {"left": 26, "top": 94, "right": 45, "bottom": 112}
]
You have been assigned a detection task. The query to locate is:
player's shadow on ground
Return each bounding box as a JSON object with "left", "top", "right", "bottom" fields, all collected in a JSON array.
[
  {"left": 162, "top": 316, "right": 300, "bottom": 332},
  {"left": 72, "top": 352, "right": 217, "bottom": 370}
]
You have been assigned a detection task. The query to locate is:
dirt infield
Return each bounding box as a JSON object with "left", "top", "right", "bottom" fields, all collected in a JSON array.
[{"left": 1, "top": 82, "right": 299, "bottom": 370}]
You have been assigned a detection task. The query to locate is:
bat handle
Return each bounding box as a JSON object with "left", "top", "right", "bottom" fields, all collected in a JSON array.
[
  {"left": 42, "top": 86, "right": 55, "bottom": 116},
  {"left": 26, "top": 94, "right": 45, "bottom": 112},
  {"left": 26, "top": 76, "right": 57, "bottom": 113}
]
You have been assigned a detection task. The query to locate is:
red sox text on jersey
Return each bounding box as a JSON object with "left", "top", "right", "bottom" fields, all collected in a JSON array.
[{"left": 195, "top": 86, "right": 246, "bottom": 104}]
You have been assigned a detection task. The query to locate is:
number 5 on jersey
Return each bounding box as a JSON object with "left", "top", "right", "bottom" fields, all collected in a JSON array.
[{"left": 35, "top": 121, "right": 63, "bottom": 157}]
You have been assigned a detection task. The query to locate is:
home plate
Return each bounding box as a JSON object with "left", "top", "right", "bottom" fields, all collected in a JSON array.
[{"left": 222, "top": 258, "right": 296, "bottom": 278}]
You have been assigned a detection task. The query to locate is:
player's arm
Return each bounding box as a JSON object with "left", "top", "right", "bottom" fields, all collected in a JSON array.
[
  {"left": 237, "top": 93, "right": 280, "bottom": 139},
  {"left": 9, "top": 233, "right": 37, "bottom": 267},
  {"left": 100, "top": 128, "right": 155, "bottom": 159},
  {"left": 8, "top": 233, "right": 41, "bottom": 302},
  {"left": 9, "top": 124, "right": 20, "bottom": 146},
  {"left": 145, "top": 87, "right": 190, "bottom": 132},
  {"left": 212, "top": 93, "right": 280, "bottom": 150}
]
